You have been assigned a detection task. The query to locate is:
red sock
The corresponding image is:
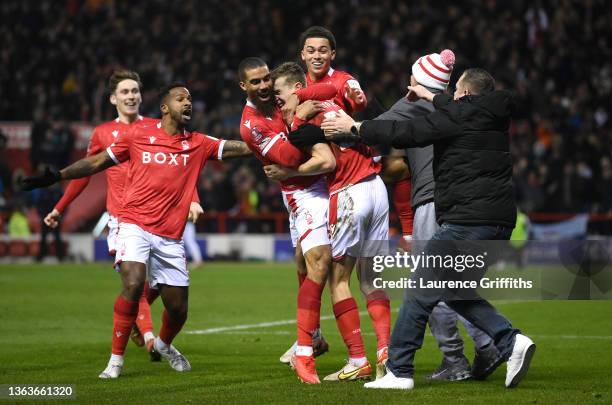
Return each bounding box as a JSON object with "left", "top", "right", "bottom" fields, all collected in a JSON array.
[
  {"left": 112, "top": 295, "right": 139, "bottom": 355},
  {"left": 297, "top": 271, "right": 306, "bottom": 287},
  {"left": 135, "top": 284, "right": 154, "bottom": 336},
  {"left": 297, "top": 278, "right": 324, "bottom": 347},
  {"left": 366, "top": 291, "right": 391, "bottom": 350},
  {"left": 159, "top": 309, "right": 186, "bottom": 345},
  {"left": 393, "top": 177, "right": 413, "bottom": 236},
  {"left": 333, "top": 298, "right": 365, "bottom": 358},
  {"left": 146, "top": 285, "right": 159, "bottom": 305}
]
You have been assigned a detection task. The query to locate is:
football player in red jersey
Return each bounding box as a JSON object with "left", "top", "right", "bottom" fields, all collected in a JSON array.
[
  {"left": 43, "top": 70, "right": 203, "bottom": 361},
  {"left": 300, "top": 26, "right": 414, "bottom": 252},
  {"left": 266, "top": 62, "right": 391, "bottom": 381},
  {"left": 299, "top": 26, "right": 367, "bottom": 115},
  {"left": 22, "top": 84, "right": 251, "bottom": 378},
  {"left": 238, "top": 57, "right": 337, "bottom": 384}
]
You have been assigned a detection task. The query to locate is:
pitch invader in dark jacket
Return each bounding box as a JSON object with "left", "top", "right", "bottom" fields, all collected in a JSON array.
[{"left": 321, "top": 68, "right": 536, "bottom": 390}]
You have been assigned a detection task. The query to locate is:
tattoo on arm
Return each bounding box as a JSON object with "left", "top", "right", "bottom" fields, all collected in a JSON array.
[
  {"left": 60, "top": 151, "right": 115, "bottom": 180},
  {"left": 221, "top": 140, "right": 252, "bottom": 158}
]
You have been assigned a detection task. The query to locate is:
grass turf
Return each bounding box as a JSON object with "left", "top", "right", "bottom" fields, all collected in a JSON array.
[{"left": 0, "top": 262, "right": 610, "bottom": 404}]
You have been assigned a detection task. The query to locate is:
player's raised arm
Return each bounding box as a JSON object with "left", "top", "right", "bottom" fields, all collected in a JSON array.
[
  {"left": 21, "top": 150, "right": 116, "bottom": 191},
  {"left": 219, "top": 140, "right": 252, "bottom": 159}
]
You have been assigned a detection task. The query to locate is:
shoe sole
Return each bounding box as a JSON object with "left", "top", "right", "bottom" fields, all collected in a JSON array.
[
  {"left": 297, "top": 376, "right": 321, "bottom": 384},
  {"left": 507, "top": 343, "right": 536, "bottom": 388}
]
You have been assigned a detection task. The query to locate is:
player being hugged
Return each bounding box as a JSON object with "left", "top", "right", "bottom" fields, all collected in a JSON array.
[
  {"left": 238, "top": 56, "right": 341, "bottom": 384},
  {"left": 265, "top": 62, "right": 391, "bottom": 382},
  {"left": 21, "top": 84, "right": 252, "bottom": 379}
]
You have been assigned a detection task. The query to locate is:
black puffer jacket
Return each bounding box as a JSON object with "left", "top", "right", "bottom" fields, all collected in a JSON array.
[{"left": 361, "top": 91, "right": 516, "bottom": 227}]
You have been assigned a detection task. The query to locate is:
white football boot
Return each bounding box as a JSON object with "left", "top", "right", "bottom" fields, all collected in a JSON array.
[{"left": 154, "top": 337, "right": 192, "bottom": 372}]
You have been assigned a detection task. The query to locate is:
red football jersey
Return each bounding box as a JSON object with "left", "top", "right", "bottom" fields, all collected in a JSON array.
[
  {"left": 107, "top": 121, "right": 223, "bottom": 239},
  {"left": 305, "top": 67, "right": 367, "bottom": 116},
  {"left": 293, "top": 100, "right": 380, "bottom": 194},
  {"left": 240, "top": 100, "right": 321, "bottom": 192},
  {"left": 54, "top": 116, "right": 158, "bottom": 216}
]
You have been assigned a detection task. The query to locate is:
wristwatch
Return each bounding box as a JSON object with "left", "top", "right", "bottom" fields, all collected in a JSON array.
[{"left": 350, "top": 121, "right": 362, "bottom": 138}]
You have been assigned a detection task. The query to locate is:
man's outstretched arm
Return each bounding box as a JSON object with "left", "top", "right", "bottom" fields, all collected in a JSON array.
[{"left": 21, "top": 151, "right": 116, "bottom": 190}]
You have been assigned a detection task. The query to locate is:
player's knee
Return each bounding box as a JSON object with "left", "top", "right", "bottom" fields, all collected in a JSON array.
[
  {"left": 167, "top": 305, "right": 188, "bottom": 323},
  {"left": 122, "top": 280, "right": 144, "bottom": 300},
  {"left": 312, "top": 247, "right": 332, "bottom": 274},
  {"left": 330, "top": 262, "right": 351, "bottom": 285}
]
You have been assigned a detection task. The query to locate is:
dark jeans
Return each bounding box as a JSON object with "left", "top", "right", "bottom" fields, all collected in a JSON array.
[{"left": 387, "top": 223, "right": 520, "bottom": 378}]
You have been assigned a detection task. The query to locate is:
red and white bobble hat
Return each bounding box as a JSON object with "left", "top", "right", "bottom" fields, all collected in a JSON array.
[{"left": 411, "top": 49, "right": 455, "bottom": 90}]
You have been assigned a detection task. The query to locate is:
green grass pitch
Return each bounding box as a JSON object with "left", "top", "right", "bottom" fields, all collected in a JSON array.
[{"left": 0, "top": 263, "right": 610, "bottom": 404}]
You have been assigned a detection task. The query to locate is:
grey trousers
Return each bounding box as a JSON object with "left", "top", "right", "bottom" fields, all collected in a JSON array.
[{"left": 413, "top": 202, "right": 494, "bottom": 363}]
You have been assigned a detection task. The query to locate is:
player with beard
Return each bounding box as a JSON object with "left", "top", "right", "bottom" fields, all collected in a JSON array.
[
  {"left": 43, "top": 70, "right": 202, "bottom": 361},
  {"left": 238, "top": 57, "right": 338, "bottom": 384},
  {"left": 265, "top": 62, "right": 390, "bottom": 381},
  {"left": 22, "top": 84, "right": 252, "bottom": 379}
]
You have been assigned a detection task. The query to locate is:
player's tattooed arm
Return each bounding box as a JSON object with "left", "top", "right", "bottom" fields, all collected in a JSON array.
[
  {"left": 221, "top": 140, "right": 252, "bottom": 159},
  {"left": 60, "top": 151, "right": 116, "bottom": 180}
]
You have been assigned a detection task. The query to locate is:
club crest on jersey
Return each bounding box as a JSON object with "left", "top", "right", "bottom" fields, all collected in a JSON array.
[
  {"left": 181, "top": 140, "right": 189, "bottom": 150},
  {"left": 149, "top": 136, "right": 156, "bottom": 144},
  {"left": 112, "top": 130, "right": 119, "bottom": 138},
  {"left": 243, "top": 119, "right": 251, "bottom": 129}
]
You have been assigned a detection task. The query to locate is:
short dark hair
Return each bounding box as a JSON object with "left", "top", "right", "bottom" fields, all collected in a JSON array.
[
  {"left": 158, "top": 83, "right": 188, "bottom": 104},
  {"left": 271, "top": 62, "right": 306, "bottom": 86},
  {"left": 108, "top": 69, "right": 142, "bottom": 94},
  {"left": 461, "top": 68, "right": 496, "bottom": 95},
  {"left": 238, "top": 57, "right": 267, "bottom": 82},
  {"left": 299, "top": 26, "right": 336, "bottom": 50}
]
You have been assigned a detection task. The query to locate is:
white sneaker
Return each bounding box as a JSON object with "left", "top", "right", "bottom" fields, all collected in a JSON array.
[
  {"left": 280, "top": 341, "right": 297, "bottom": 364},
  {"left": 505, "top": 334, "right": 536, "bottom": 388},
  {"left": 154, "top": 337, "right": 191, "bottom": 372},
  {"left": 364, "top": 369, "right": 414, "bottom": 390},
  {"left": 98, "top": 362, "right": 123, "bottom": 379}
]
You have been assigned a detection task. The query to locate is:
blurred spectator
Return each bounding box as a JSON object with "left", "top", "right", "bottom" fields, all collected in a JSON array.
[
  {"left": 30, "top": 183, "right": 65, "bottom": 261},
  {"left": 0, "top": 129, "right": 11, "bottom": 208},
  {"left": 33, "top": 119, "right": 75, "bottom": 172},
  {"left": 8, "top": 203, "right": 31, "bottom": 237}
]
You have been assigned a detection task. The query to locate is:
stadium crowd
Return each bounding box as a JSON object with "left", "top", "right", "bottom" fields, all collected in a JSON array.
[{"left": 1, "top": 0, "right": 611, "bottom": 229}]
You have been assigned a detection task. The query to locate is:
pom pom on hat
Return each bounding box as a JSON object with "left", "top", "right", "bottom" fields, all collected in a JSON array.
[{"left": 440, "top": 49, "right": 455, "bottom": 68}]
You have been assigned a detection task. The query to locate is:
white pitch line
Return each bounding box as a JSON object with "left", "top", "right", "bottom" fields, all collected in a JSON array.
[
  {"left": 185, "top": 300, "right": 526, "bottom": 336},
  {"left": 186, "top": 311, "right": 366, "bottom": 335},
  {"left": 530, "top": 335, "right": 612, "bottom": 340}
]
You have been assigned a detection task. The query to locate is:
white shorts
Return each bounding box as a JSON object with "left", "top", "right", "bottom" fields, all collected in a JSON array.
[
  {"left": 114, "top": 222, "right": 189, "bottom": 288},
  {"left": 282, "top": 178, "right": 330, "bottom": 254},
  {"left": 329, "top": 175, "right": 389, "bottom": 260},
  {"left": 107, "top": 215, "right": 120, "bottom": 255}
]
